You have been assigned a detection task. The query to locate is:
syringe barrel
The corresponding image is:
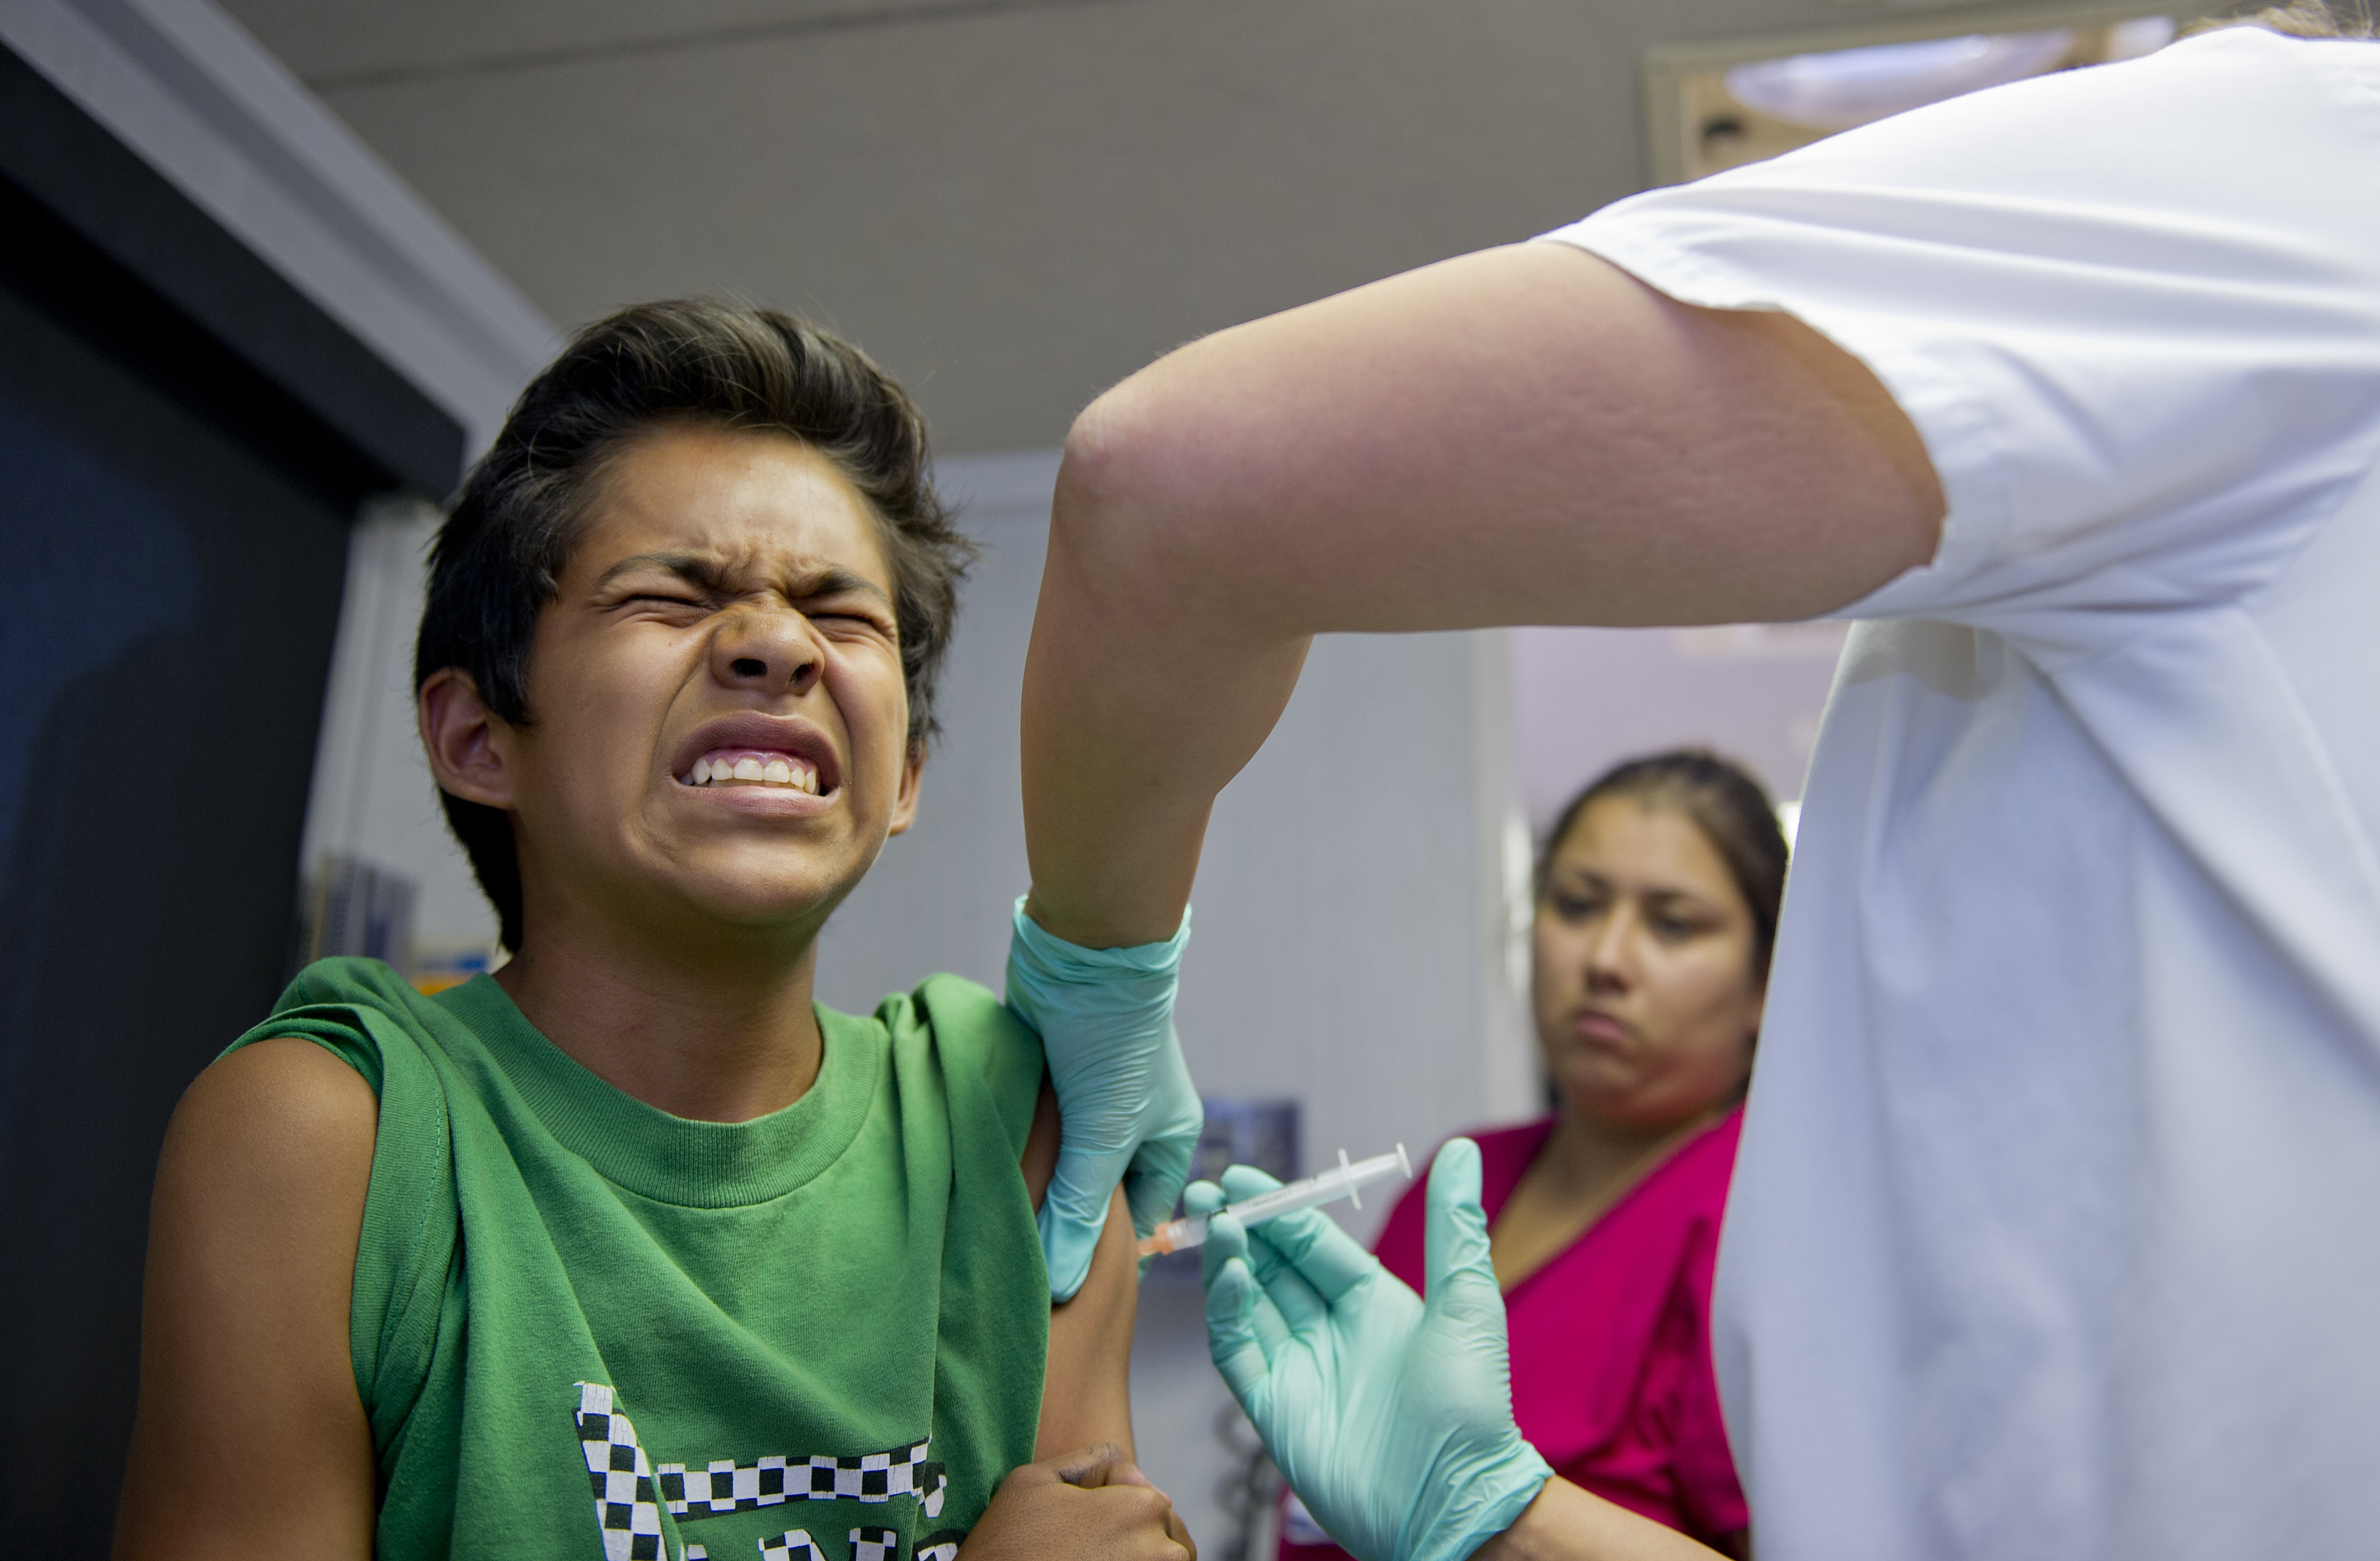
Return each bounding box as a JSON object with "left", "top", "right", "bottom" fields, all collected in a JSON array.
[
  {"left": 1222, "top": 1151, "right": 1409, "bottom": 1223},
  {"left": 1132, "top": 1146, "right": 1412, "bottom": 1258}
]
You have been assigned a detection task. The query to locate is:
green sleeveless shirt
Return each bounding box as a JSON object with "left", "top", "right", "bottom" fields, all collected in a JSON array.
[{"left": 228, "top": 958, "right": 1049, "bottom": 1561}]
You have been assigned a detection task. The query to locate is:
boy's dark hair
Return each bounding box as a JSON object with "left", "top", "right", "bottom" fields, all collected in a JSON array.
[
  {"left": 415, "top": 300, "right": 975, "bottom": 952},
  {"left": 1536, "top": 748, "right": 1791, "bottom": 987}
]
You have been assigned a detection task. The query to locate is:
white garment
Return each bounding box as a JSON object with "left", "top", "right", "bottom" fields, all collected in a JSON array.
[{"left": 1544, "top": 29, "right": 2380, "bottom": 1561}]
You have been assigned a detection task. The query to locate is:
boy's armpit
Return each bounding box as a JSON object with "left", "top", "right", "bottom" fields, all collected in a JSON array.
[{"left": 114, "top": 1038, "right": 380, "bottom": 1561}]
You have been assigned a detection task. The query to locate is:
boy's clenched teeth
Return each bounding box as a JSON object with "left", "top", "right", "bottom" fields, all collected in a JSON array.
[{"left": 684, "top": 749, "right": 822, "bottom": 794}]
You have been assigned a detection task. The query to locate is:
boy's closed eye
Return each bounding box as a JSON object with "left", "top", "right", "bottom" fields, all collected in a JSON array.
[{"left": 794, "top": 602, "right": 898, "bottom": 637}]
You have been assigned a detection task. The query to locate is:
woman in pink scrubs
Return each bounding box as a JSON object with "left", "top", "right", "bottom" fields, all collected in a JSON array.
[{"left": 1281, "top": 750, "right": 1785, "bottom": 1560}]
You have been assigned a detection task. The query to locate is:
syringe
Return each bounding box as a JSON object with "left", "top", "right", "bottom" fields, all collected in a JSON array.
[{"left": 1138, "top": 1144, "right": 1414, "bottom": 1257}]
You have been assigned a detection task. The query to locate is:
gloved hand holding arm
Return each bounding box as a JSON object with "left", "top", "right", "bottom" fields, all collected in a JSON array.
[
  {"left": 1197, "top": 1142, "right": 1724, "bottom": 1561},
  {"left": 1006, "top": 898, "right": 1204, "bottom": 1301}
]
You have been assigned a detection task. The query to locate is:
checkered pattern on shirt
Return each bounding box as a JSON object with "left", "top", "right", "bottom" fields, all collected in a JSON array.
[
  {"left": 757, "top": 1532, "right": 826, "bottom": 1560},
  {"left": 575, "top": 1382, "right": 667, "bottom": 1561},
  {"left": 658, "top": 1441, "right": 944, "bottom": 1521},
  {"left": 848, "top": 1525, "right": 901, "bottom": 1561},
  {"left": 913, "top": 1528, "right": 964, "bottom": 1561}
]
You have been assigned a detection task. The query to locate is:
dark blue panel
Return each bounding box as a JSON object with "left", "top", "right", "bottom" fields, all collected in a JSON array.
[{"left": 0, "top": 257, "right": 349, "bottom": 1555}]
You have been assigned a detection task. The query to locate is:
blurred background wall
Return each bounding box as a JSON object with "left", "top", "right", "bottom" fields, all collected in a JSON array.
[{"left": 0, "top": 0, "right": 2208, "bottom": 1552}]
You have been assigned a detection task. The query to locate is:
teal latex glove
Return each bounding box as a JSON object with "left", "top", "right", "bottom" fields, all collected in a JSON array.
[
  {"left": 1004, "top": 897, "right": 1203, "bottom": 1301},
  {"left": 1193, "top": 1141, "right": 1552, "bottom": 1561}
]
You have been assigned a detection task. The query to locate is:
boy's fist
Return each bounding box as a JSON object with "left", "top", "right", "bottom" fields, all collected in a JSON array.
[{"left": 964, "top": 1444, "right": 1196, "bottom": 1561}]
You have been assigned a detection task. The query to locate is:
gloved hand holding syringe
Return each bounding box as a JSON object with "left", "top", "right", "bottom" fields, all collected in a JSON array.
[{"left": 1138, "top": 1144, "right": 1413, "bottom": 1256}]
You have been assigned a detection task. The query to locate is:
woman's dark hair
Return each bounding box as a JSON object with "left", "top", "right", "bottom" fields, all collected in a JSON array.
[
  {"left": 1536, "top": 748, "right": 1791, "bottom": 984},
  {"left": 415, "top": 299, "right": 976, "bottom": 952}
]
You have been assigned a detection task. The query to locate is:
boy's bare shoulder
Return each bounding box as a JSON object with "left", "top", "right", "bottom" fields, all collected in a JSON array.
[
  {"left": 172, "top": 1037, "right": 379, "bottom": 1179},
  {"left": 117, "top": 1040, "right": 382, "bottom": 1557},
  {"left": 154, "top": 1039, "right": 381, "bottom": 1263}
]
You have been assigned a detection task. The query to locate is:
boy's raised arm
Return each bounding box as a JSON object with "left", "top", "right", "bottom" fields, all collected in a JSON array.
[{"left": 114, "top": 1039, "right": 379, "bottom": 1561}]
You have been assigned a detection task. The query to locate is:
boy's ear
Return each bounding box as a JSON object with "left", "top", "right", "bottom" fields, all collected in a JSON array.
[
  {"left": 885, "top": 739, "right": 926, "bottom": 838},
  {"left": 419, "top": 668, "right": 517, "bottom": 810}
]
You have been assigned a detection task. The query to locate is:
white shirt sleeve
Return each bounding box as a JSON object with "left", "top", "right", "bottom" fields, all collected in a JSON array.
[{"left": 1541, "top": 29, "right": 2380, "bottom": 656}]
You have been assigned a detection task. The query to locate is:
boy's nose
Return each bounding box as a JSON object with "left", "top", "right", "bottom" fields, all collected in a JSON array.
[{"left": 715, "top": 612, "right": 823, "bottom": 694}]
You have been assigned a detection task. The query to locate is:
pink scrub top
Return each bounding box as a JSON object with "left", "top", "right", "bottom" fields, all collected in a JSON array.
[{"left": 1279, "top": 1109, "right": 1750, "bottom": 1556}]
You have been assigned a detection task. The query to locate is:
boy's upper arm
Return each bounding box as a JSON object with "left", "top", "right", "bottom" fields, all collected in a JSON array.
[
  {"left": 1036, "top": 1181, "right": 1139, "bottom": 1460},
  {"left": 115, "top": 1037, "right": 379, "bottom": 1561},
  {"left": 1022, "top": 1085, "right": 1138, "bottom": 1458}
]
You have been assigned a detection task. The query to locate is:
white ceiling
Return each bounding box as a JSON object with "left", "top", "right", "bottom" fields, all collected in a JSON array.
[{"left": 217, "top": 0, "right": 1967, "bottom": 453}]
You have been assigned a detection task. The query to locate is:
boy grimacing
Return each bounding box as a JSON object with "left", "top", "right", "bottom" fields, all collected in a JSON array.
[{"left": 114, "top": 302, "right": 1190, "bottom": 1561}]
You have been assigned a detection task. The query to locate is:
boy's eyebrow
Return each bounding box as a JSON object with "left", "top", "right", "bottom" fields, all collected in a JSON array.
[{"left": 593, "top": 550, "right": 893, "bottom": 606}]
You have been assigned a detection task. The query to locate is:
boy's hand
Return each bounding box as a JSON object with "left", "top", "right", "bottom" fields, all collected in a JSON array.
[
  {"left": 1005, "top": 898, "right": 1203, "bottom": 1300},
  {"left": 964, "top": 1444, "right": 1195, "bottom": 1561}
]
